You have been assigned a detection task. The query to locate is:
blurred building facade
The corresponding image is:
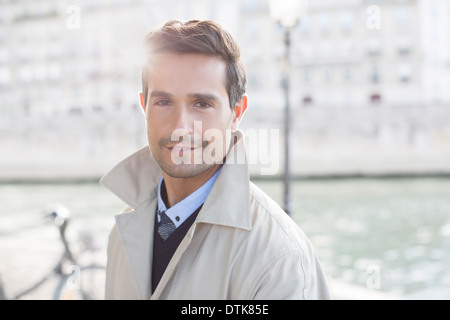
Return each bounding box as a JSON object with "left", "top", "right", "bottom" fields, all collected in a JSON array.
[
  {"left": 1, "top": 0, "right": 449, "bottom": 179},
  {"left": 289, "top": 0, "right": 450, "bottom": 109},
  {"left": 0, "top": 0, "right": 252, "bottom": 118}
]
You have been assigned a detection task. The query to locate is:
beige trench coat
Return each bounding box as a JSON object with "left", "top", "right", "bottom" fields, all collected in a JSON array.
[{"left": 100, "top": 131, "right": 331, "bottom": 300}]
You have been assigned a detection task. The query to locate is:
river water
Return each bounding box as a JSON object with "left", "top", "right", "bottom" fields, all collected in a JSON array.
[{"left": 1, "top": 177, "right": 449, "bottom": 299}]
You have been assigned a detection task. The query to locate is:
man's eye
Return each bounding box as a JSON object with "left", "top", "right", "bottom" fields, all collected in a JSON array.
[
  {"left": 194, "top": 101, "right": 212, "bottom": 109},
  {"left": 155, "top": 100, "right": 172, "bottom": 106}
]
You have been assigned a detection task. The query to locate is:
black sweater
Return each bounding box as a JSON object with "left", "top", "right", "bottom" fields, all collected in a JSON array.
[{"left": 151, "top": 206, "right": 202, "bottom": 292}]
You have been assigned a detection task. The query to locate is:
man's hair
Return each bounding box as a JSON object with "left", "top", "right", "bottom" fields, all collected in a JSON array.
[{"left": 141, "top": 20, "right": 247, "bottom": 110}]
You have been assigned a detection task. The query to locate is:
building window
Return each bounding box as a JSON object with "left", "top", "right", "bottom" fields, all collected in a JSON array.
[
  {"left": 303, "top": 67, "right": 310, "bottom": 83},
  {"left": 340, "top": 40, "right": 354, "bottom": 57},
  {"left": 19, "top": 65, "right": 33, "bottom": 83},
  {"left": 0, "top": 67, "right": 10, "bottom": 86},
  {"left": 18, "top": 46, "right": 32, "bottom": 62},
  {"left": 48, "top": 63, "right": 62, "bottom": 81},
  {"left": 370, "top": 93, "right": 382, "bottom": 104},
  {"left": 339, "top": 10, "right": 353, "bottom": 31},
  {"left": 323, "top": 67, "right": 331, "bottom": 82},
  {"left": 48, "top": 42, "right": 62, "bottom": 58},
  {"left": 398, "top": 64, "right": 412, "bottom": 83},
  {"left": 395, "top": 6, "right": 410, "bottom": 26},
  {"left": 343, "top": 65, "right": 352, "bottom": 81},
  {"left": 298, "top": 15, "right": 310, "bottom": 33},
  {"left": 0, "top": 48, "right": 8, "bottom": 64},
  {"left": 367, "top": 39, "right": 381, "bottom": 56},
  {"left": 397, "top": 37, "right": 411, "bottom": 55},
  {"left": 398, "top": 47, "right": 411, "bottom": 55},
  {"left": 370, "top": 65, "right": 380, "bottom": 83},
  {"left": 319, "top": 42, "right": 331, "bottom": 58},
  {"left": 318, "top": 12, "right": 331, "bottom": 33},
  {"left": 303, "top": 95, "right": 313, "bottom": 106}
]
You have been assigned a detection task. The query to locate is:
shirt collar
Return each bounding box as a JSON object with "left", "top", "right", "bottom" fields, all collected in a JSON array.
[{"left": 157, "top": 168, "right": 222, "bottom": 228}]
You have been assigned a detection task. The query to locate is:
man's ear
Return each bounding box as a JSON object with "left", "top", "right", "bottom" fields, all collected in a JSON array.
[
  {"left": 231, "top": 95, "right": 248, "bottom": 132},
  {"left": 139, "top": 92, "right": 146, "bottom": 112}
]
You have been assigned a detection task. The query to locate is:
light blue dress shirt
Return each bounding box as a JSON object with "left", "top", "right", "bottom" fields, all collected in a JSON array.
[{"left": 157, "top": 168, "right": 222, "bottom": 228}]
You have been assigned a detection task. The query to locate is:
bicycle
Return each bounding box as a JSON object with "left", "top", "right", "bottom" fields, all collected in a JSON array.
[{"left": 0, "top": 204, "right": 106, "bottom": 300}]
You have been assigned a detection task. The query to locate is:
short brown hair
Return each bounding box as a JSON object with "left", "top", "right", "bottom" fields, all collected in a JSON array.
[{"left": 141, "top": 20, "right": 247, "bottom": 109}]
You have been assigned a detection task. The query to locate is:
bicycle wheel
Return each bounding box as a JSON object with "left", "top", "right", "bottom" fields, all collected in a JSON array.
[{"left": 54, "top": 265, "right": 106, "bottom": 300}]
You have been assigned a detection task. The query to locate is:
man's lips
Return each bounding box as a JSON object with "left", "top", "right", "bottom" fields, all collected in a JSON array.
[{"left": 166, "top": 145, "right": 202, "bottom": 150}]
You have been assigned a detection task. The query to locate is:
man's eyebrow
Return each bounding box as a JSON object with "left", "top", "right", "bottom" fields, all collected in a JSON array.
[
  {"left": 149, "top": 90, "right": 174, "bottom": 98},
  {"left": 149, "top": 91, "right": 220, "bottom": 102},
  {"left": 188, "top": 93, "right": 220, "bottom": 102}
]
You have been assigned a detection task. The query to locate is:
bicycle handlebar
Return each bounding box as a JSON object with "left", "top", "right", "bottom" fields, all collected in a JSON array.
[{"left": 45, "top": 204, "right": 71, "bottom": 227}]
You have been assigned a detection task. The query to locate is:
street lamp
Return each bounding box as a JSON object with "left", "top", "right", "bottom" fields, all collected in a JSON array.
[{"left": 268, "top": 0, "right": 308, "bottom": 215}]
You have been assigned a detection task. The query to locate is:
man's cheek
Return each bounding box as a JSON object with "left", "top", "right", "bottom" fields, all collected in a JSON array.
[{"left": 203, "top": 128, "right": 229, "bottom": 165}]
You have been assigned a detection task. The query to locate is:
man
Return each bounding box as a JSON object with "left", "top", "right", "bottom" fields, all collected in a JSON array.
[{"left": 100, "top": 20, "right": 331, "bottom": 300}]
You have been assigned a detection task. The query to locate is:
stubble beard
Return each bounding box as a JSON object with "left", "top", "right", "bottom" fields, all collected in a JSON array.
[{"left": 149, "top": 136, "right": 230, "bottom": 179}]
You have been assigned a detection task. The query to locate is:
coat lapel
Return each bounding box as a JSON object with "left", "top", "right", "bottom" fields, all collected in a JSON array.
[
  {"left": 100, "top": 146, "right": 161, "bottom": 299},
  {"left": 196, "top": 131, "right": 252, "bottom": 230},
  {"left": 114, "top": 198, "right": 157, "bottom": 300}
]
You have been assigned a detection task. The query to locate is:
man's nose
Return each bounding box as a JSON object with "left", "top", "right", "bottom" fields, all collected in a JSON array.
[{"left": 172, "top": 106, "right": 194, "bottom": 134}]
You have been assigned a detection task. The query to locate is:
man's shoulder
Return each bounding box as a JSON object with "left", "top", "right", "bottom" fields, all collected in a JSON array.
[
  {"left": 248, "top": 181, "right": 285, "bottom": 215},
  {"left": 248, "top": 181, "right": 309, "bottom": 250},
  {"left": 248, "top": 181, "right": 293, "bottom": 225}
]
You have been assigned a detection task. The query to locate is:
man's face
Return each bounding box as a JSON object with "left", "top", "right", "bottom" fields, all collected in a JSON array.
[{"left": 140, "top": 53, "right": 244, "bottom": 178}]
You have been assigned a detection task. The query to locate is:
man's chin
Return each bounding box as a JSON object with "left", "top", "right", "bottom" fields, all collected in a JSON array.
[{"left": 160, "top": 163, "right": 217, "bottom": 179}]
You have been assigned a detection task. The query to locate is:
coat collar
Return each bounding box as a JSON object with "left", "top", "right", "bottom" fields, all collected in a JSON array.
[{"left": 100, "top": 129, "right": 252, "bottom": 230}]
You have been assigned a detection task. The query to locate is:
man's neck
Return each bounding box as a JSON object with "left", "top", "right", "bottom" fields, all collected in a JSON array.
[{"left": 162, "top": 164, "right": 222, "bottom": 208}]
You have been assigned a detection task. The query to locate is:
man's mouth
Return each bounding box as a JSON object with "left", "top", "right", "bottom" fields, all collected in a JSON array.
[{"left": 166, "top": 145, "right": 201, "bottom": 150}]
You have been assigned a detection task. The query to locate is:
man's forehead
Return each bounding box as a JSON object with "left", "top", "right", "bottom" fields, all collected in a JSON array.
[
  {"left": 142, "top": 52, "right": 227, "bottom": 87},
  {"left": 143, "top": 52, "right": 225, "bottom": 70}
]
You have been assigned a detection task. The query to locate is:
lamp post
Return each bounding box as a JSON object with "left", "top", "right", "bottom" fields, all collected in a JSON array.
[{"left": 269, "top": 0, "right": 308, "bottom": 216}]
